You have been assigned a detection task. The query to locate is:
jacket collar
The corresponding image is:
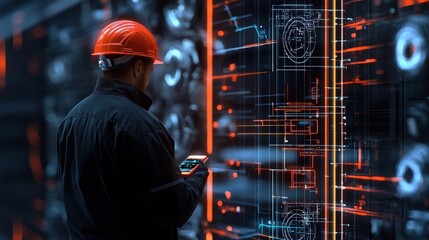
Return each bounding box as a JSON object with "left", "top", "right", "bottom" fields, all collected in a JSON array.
[{"left": 93, "top": 76, "right": 152, "bottom": 110}]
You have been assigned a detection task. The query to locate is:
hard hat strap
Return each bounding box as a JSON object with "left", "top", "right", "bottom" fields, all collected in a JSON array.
[{"left": 98, "top": 55, "right": 135, "bottom": 71}]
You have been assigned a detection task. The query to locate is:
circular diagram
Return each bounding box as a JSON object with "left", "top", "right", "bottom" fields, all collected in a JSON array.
[
  {"left": 282, "top": 17, "right": 316, "bottom": 64},
  {"left": 282, "top": 208, "right": 317, "bottom": 240}
]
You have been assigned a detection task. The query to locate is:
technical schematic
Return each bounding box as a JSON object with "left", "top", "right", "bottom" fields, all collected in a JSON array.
[
  {"left": 272, "top": 5, "right": 323, "bottom": 70},
  {"left": 206, "top": 0, "right": 344, "bottom": 239}
]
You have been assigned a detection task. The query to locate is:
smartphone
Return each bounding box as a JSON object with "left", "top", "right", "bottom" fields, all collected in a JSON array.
[{"left": 179, "top": 155, "right": 209, "bottom": 177}]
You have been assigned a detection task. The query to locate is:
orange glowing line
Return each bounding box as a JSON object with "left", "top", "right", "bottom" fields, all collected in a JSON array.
[
  {"left": 213, "top": 0, "right": 239, "bottom": 8},
  {"left": 357, "top": 146, "right": 362, "bottom": 170},
  {"left": 342, "top": 162, "right": 369, "bottom": 167},
  {"left": 237, "top": 132, "right": 315, "bottom": 136},
  {"left": 333, "top": 0, "right": 338, "bottom": 237},
  {"left": 345, "top": 175, "right": 400, "bottom": 182},
  {"left": 341, "top": 207, "right": 385, "bottom": 218},
  {"left": 13, "top": 219, "right": 22, "bottom": 240},
  {"left": 344, "top": 58, "right": 376, "bottom": 66},
  {"left": 340, "top": 44, "right": 384, "bottom": 53},
  {"left": 343, "top": 17, "right": 387, "bottom": 29},
  {"left": 285, "top": 102, "right": 314, "bottom": 106},
  {"left": 339, "top": 79, "right": 378, "bottom": 86},
  {"left": 323, "top": 0, "right": 329, "bottom": 238},
  {"left": 340, "top": 186, "right": 386, "bottom": 193},
  {"left": 206, "top": 0, "right": 213, "bottom": 154},
  {"left": 345, "top": 0, "right": 364, "bottom": 5},
  {"left": 400, "top": 0, "right": 429, "bottom": 7},
  {"left": 205, "top": 228, "right": 239, "bottom": 239},
  {"left": 343, "top": 19, "right": 369, "bottom": 29},
  {"left": 207, "top": 168, "right": 213, "bottom": 222},
  {"left": 206, "top": 232, "right": 213, "bottom": 240},
  {"left": 212, "top": 71, "right": 268, "bottom": 80},
  {"left": 340, "top": 2, "right": 345, "bottom": 236},
  {"left": 0, "top": 38, "right": 5, "bottom": 90},
  {"left": 243, "top": 39, "right": 276, "bottom": 48}
]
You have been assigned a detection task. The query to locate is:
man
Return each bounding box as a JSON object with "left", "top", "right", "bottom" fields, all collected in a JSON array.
[{"left": 57, "top": 19, "right": 208, "bottom": 239}]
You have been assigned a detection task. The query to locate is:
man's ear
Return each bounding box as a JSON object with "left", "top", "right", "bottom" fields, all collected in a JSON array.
[{"left": 133, "top": 59, "right": 143, "bottom": 78}]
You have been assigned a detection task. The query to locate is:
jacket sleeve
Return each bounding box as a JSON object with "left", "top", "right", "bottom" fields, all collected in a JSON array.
[{"left": 125, "top": 127, "right": 209, "bottom": 228}]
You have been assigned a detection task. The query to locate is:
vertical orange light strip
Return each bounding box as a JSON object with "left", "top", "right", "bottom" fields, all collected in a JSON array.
[
  {"left": 206, "top": 0, "right": 213, "bottom": 154},
  {"left": 357, "top": 145, "right": 362, "bottom": 170},
  {"left": 332, "top": 0, "right": 338, "bottom": 238},
  {"left": 207, "top": 168, "right": 213, "bottom": 222},
  {"left": 340, "top": 0, "right": 344, "bottom": 239},
  {"left": 206, "top": 232, "right": 213, "bottom": 240},
  {"left": 323, "top": 0, "right": 329, "bottom": 239},
  {"left": 0, "top": 38, "right": 5, "bottom": 90}
]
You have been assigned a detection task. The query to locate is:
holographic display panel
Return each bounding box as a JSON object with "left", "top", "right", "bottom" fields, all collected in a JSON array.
[{"left": 204, "top": 0, "right": 429, "bottom": 239}]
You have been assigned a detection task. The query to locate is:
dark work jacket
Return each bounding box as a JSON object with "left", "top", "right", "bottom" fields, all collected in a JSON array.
[{"left": 57, "top": 77, "right": 208, "bottom": 240}]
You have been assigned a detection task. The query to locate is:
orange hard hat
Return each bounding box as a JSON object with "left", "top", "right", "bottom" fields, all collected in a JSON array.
[{"left": 92, "top": 20, "right": 163, "bottom": 64}]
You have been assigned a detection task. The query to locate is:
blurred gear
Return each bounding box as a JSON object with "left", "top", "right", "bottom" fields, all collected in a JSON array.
[
  {"left": 406, "top": 102, "right": 429, "bottom": 141},
  {"left": 396, "top": 144, "right": 429, "bottom": 198},
  {"left": 162, "top": 104, "right": 197, "bottom": 162},
  {"left": 394, "top": 15, "right": 429, "bottom": 77},
  {"left": 46, "top": 55, "right": 72, "bottom": 84},
  {"left": 160, "top": 39, "right": 200, "bottom": 101},
  {"left": 163, "top": 0, "right": 199, "bottom": 37}
]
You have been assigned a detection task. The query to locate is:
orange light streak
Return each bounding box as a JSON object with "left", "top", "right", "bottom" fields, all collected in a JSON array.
[
  {"left": 0, "top": 38, "right": 5, "bottom": 90},
  {"left": 216, "top": 40, "right": 276, "bottom": 54},
  {"left": 207, "top": 168, "right": 213, "bottom": 222},
  {"left": 342, "top": 162, "right": 369, "bottom": 167},
  {"left": 343, "top": 19, "right": 370, "bottom": 29},
  {"left": 345, "top": 0, "right": 365, "bottom": 5},
  {"left": 243, "top": 39, "right": 276, "bottom": 48},
  {"left": 340, "top": 44, "right": 384, "bottom": 53},
  {"left": 341, "top": 207, "right": 387, "bottom": 218},
  {"left": 340, "top": 2, "right": 345, "bottom": 236},
  {"left": 344, "top": 58, "right": 376, "bottom": 66},
  {"left": 285, "top": 102, "right": 314, "bottom": 106},
  {"left": 213, "top": 0, "right": 239, "bottom": 8},
  {"left": 345, "top": 175, "right": 400, "bottom": 182},
  {"left": 212, "top": 71, "right": 268, "bottom": 80},
  {"left": 339, "top": 185, "right": 387, "bottom": 194},
  {"left": 357, "top": 146, "right": 362, "bottom": 170},
  {"left": 206, "top": 0, "right": 213, "bottom": 154},
  {"left": 204, "top": 227, "right": 239, "bottom": 239},
  {"left": 339, "top": 78, "right": 387, "bottom": 86},
  {"left": 399, "top": 0, "right": 429, "bottom": 7}
]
